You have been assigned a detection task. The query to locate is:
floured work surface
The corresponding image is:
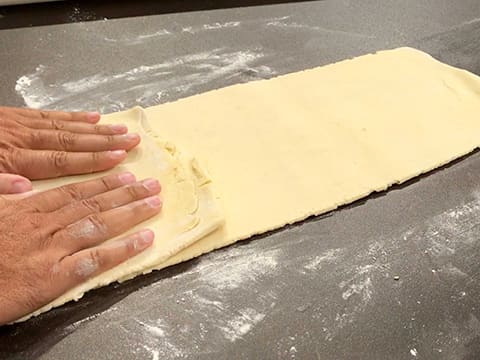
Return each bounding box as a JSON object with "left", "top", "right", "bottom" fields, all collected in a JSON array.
[{"left": 27, "top": 47, "right": 480, "bottom": 321}]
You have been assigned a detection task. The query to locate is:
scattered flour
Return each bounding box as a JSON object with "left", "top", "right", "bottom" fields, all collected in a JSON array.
[
  {"left": 12, "top": 14, "right": 480, "bottom": 359},
  {"left": 340, "top": 265, "right": 373, "bottom": 302},
  {"left": 304, "top": 248, "right": 344, "bottom": 271},
  {"left": 105, "top": 20, "right": 241, "bottom": 42},
  {"left": 168, "top": 244, "right": 281, "bottom": 292},
  {"left": 15, "top": 49, "right": 275, "bottom": 113},
  {"left": 461, "top": 17, "right": 480, "bottom": 26},
  {"left": 62, "top": 306, "right": 119, "bottom": 332},
  {"left": 56, "top": 190, "right": 480, "bottom": 356},
  {"left": 52, "top": 172, "right": 480, "bottom": 357},
  {"left": 113, "top": 245, "right": 281, "bottom": 357},
  {"left": 266, "top": 18, "right": 375, "bottom": 39},
  {"left": 68, "top": 314, "right": 98, "bottom": 328},
  {"left": 439, "top": 263, "right": 468, "bottom": 278},
  {"left": 183, "top": 21, "right": 241, "bottom": 34},
  {"left": 142, "top": 344, "right": 160, "bottom": 360},
  {"left": 104, "top": 29, "right": 172, "bottom": 44},
  {"left": 447, "top": 17, "right": 480, "bottom": 32},
  {"left": 197, "top": 248, "right": 279, "bottom": 290},
  {"left": 137, "top": 319, "right": 184, "bottom": 358},
  {"left": 332, "top": 263, "right": 377, "bottom": 331},
  {"left": 403, "top": 196, "right": 480, "bottom": 262},
  {"left": 16, "top": 65, "right": 51, "bottom": 109},
  {"left": 102, "top": 16, "right": 291, "bottom": 41},
  {"left": 139, "top": 321, "right": 166, "bottom": 338},
  {"left": 219, "top": 308, "right": 266, "bottom": 342}
]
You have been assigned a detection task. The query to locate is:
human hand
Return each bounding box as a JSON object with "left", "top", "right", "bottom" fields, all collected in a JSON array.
[
  {"left": 0, "top": 172, "right": 162, "bottom": 325},
  {"left": 0, "top": 107, "right": 140, "bottom": 179},
  {"left": 0, "top": 173, "right": 32, "bottom": 194}
]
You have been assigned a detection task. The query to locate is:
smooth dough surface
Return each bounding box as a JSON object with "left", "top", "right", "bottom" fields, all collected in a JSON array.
[
  {"left": 137, "top": 47, "right": 480, "bottom": 274},
  {"left": 26, "top": 47, "right": 480, "bottom": 320}
]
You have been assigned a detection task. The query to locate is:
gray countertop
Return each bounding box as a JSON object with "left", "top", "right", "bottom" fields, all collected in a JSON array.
[{"left": 1, "top": 1, "right": 480, "bottom": 359}]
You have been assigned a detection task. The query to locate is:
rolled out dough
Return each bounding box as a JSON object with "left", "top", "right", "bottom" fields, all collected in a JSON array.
[
  {"left": 24, "top": 47, "right": 480, "bottom": 321},
  {"left": 18, "top": 108, "right": 224, "bottom": 321}
]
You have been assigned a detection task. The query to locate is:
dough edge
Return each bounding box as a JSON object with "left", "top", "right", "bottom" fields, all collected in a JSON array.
[{"left": 15, "top": 107, "right": 224, "bottom": 323}]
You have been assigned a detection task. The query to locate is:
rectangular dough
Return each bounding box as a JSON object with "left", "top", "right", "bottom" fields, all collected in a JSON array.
[
  {"left": 135, "top": 47, "right": 480, "bottom": 276},
  {"left": 27, "top": 47, "right": 480, "bottom": 320}
]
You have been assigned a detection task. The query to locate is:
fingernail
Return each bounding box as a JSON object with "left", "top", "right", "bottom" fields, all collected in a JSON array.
[
  {"left": 87, "top": 111, "right": 100, "bottom": 122},
  {"left": 109, "top": 124, "right": 128, "bottom": 134},
  {"left": 123, "top": 133, "right": 140, "bottom": 142},
  {"left": 137, "top": 229, "right": 154, "bottom": 248},
  {"left": 142, "top": 178, "right": 160, "bottom": 191},
  {"left": 118, "top": 172, "right": 136, "bottom": 184},
  {"left": 108, "top": 150, "right": 127, "bottom": 159},
  {"left": 11, "top": 180, "right": 32, "bottom": 193},
  {"left": 145, "top": 196, "right": 162, "bottom": 208}
]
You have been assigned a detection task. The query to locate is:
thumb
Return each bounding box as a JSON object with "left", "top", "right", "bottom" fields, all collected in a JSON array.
[{"left": 0, "top": 174, "right": 33, "bottom": 194}]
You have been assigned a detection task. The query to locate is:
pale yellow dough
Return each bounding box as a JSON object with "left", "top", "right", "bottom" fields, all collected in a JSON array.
[
  {"left": 19, "top": 108, "right": 224, "bottom": 321},
  {"left": 24, "top": 47, "right": 480, "bottom": 320}
]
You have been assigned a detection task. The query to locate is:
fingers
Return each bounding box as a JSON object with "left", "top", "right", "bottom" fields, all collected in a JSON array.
[
  {"left": 17, "top": 117, "right": 128, "bottom": 135},
  {"left": 0, "top": 171, "right": 35, "bottom": 211},
  {"left": 57, "top": 229, "right": 154, "bottom": 294},
  {"left": 0, "top": 190, "right": 38, "bottom": 202},
  {"left": 10, "top": 148, "right": 128, "bottom": 179},
  {"left": 28, "top": 129, "right": 140, "bottom": 152},
  {"left": 53, "top": 178, "right": 161, "bottom": 225},
  {"left": 8, "top": 107, "right": 101, "bottom": 123},
  {"left": 0, "top": 173, "right": 32, "bottom": 194},
  {"left": 23, "top": 172, "right": 137, "bottom": 212},
  {"left": 52, "top": 193, "right": 161, "bottom": 254}
]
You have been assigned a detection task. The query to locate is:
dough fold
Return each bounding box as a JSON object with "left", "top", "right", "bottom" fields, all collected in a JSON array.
[
  {"left": 22, "top": 47, "right": 480, "bottom": 321},
  {"left": 19, "top": 107, "right": 224, "bottom": 321}
]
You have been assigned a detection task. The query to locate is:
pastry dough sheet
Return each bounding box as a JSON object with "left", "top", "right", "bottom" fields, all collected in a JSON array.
[
  {"left": 19, "top": 108, "right": 224, "bottom": 321},
  {"left": 26, "top": 47, "right": 480, "bottom": 320},
  {"left": 140, "top": 47, "right": 480, "bottom": 274}
]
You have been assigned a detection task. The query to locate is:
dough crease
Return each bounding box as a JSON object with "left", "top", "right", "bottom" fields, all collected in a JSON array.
[
  {"left": 22, "top": 47, "right": 480, "bottom": 322},
  {"left": 19, "top": 107, "right": 224, "bottom": 322}
]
